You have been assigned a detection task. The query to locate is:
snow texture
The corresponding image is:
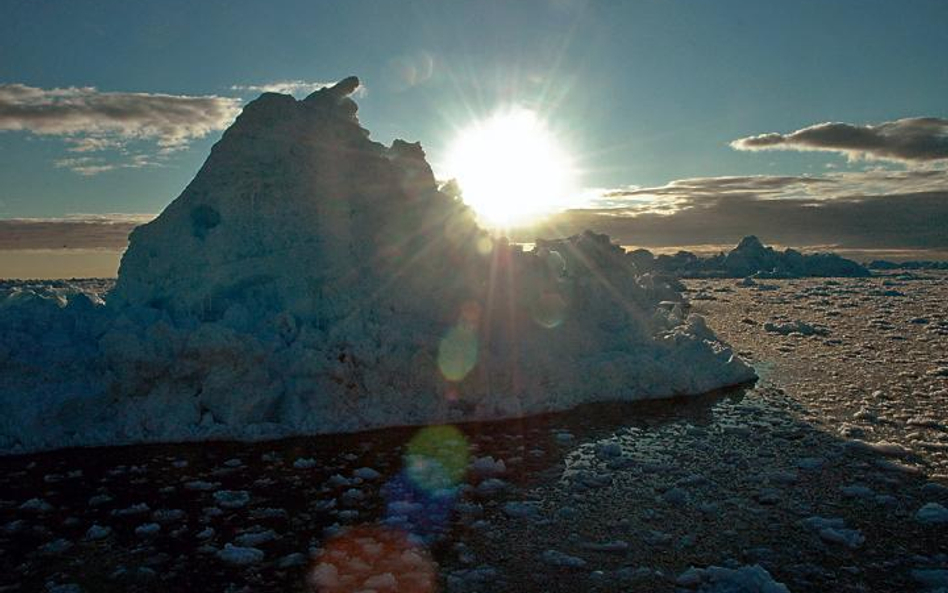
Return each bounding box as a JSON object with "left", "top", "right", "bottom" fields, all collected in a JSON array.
[{"left": 0, "top": 77, "right": 755, "bottom": 455}]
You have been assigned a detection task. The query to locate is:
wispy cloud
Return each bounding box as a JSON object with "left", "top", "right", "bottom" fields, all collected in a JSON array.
[
  {"left": 731, "top": 117, "right": 948, "bottom": 163},
  {"left": 0, "top": 83, "right": 242, "bottom": 173},
  {"left": 230, "top": 80, "right": 356, "bottom": 98},
  {"left": 53, "top": 154, "right": 157, "bottom": 176},
  {"left": 595, "top": 168, "right": 948, "bottom": 212}
]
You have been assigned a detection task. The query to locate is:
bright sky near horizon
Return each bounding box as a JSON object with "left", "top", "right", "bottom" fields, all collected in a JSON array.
[{"left": 1, "top": 0, "right": 947, "bottom": 267}]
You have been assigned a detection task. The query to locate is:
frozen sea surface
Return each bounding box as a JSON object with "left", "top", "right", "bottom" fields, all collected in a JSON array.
[{"left": 1, "top": 271, "right": 947, "bottom": 592}]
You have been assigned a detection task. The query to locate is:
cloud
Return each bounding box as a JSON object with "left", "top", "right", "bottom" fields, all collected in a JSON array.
[
  {"left": 6, "top": 169, "right": 948, "bottom": 255},
  {"left": 231, "top": 80, "right": 360, "bottom": 98},
  {"left": 0, "top": 83, "right": 242, "bottom": 172},
  {"left": 0, "top": 213, "right": 155, "bottom": 250},
  {"left": 53, "top": 154, "right": 157, "bottom": 176},
  {"left": 513, "top": 169, "right": 948, "bottom": 251},
  {"left": 731, "top": 117, "right": 948, "bottom": 163}
]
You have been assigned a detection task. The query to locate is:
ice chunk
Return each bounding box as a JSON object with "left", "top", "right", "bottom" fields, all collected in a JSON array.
[
  {"left": 915, "top": 502, "right": 948, "bottom": 525},
  {"left": 353, "top": 467, "right": 381, "bottom": 480},
  {"left": 213, "top": 490, "right": 250, "bottom": 509},
  {"left": 84, "top": 524, "right": 111, "bottom": 540},
  {"left": 540, "top": 549, "right": 587, "bottom": 568},
  {"left": 217, "top": 543, "right": 264, "bottom": 565},
  {"left": 676, "top": 564, "right": 789, "bottom": 592},
  {"left": 0, "top": 77, "right": 756, "bottom": 455},
  {"left": 134, "top": 523, "right": 161, "bottom": 537}
]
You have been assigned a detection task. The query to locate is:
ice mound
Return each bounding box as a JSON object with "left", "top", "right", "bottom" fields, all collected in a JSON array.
[
  {"left": 635, "top": 235, "right": 870, "bottom": 278},
  {"left": 0, "top": 77, "right": 754, "bottom": 454}
]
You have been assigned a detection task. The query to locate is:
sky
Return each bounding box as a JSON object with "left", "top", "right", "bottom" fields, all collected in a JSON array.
[{"left": 1, "top": 0, "right": 947, "bottom": 275}]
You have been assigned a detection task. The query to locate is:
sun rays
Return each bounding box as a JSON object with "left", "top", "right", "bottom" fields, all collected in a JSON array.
[{"left": 443, "top": 107, "right": 579, "bottom": 228}]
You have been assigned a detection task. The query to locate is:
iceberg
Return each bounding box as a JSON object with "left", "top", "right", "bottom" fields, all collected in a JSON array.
[{"left": 0, "top": 77, "right": 755, "bottom": 454}]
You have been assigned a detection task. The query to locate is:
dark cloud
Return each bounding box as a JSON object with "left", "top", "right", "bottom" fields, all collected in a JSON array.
[
  {"left": 514, "top": 170, "right": 948, "bottom": 251},
  {"left": 0, "top": 215, "right": 153, "bottom": 250},
  {"left": 0, "top": 84, "right": 242, "bottom": 172},
  {"left": 4, "top": 170, "right": 947, "bottom": 255},
  {"left": 731, "top": 117, "right": 948, "bottom": 163}
]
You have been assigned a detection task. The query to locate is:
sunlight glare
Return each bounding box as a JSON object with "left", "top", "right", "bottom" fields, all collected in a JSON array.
[{"left": 445, "top": 107, "right": 577, "bottom": 227}]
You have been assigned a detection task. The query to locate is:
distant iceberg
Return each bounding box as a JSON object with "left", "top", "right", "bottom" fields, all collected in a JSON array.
[{"left": 0, "top": 77, "right": 755, "bottom": 455}]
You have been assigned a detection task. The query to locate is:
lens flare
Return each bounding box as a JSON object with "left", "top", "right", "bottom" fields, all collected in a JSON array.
[
  {"left": 404, "top": 425, "right": 470, "bottom": 491},
  {"left": 382, "top": 470, "right": 458, "bottom": 541},
  {"left": 437, "top": 324, "right": 478, "bottom": 382},
  {"left": 476, "top": 235, "right": 493, "bottom": 255},
  {"left": 445, "top": 106, "right": 577, "bottom": 227},
  {"left": 531, "top": 291, "right": 567, "bottom": 329},
  {"left": 309, "top": 525, "right": 436, "bottom": 593}
]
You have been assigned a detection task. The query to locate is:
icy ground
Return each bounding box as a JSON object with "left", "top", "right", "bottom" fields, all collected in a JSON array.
[{"left": 1, "top": 271, "right": 947, "bottom": 592}]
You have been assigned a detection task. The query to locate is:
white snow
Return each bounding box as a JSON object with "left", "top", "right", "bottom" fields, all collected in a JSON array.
[
  {"left": 0, "top": 77, "right": 755, "bottom": 455},
  {"left": 847, "top": 440, "right": 911, "bottom": 457}
]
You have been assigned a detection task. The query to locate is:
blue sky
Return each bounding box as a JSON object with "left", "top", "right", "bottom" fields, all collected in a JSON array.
[{"left": 1, "top": 0, "right": 947, "bottom": 219}]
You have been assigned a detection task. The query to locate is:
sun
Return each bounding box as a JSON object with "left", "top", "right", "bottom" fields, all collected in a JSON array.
[{"left": 444, "top": 107, "right": 577, "bottom": 228}]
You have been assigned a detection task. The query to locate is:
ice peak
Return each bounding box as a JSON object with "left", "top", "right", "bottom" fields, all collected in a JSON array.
[{"left": 735, "top": 235, "right": 766, "bottom": 253}]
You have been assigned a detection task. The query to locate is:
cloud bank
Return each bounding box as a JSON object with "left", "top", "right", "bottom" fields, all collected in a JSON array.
[
  {"left": 731, "top": 117, "right": 948, "bottom": 163},
  {"left": 0, "top": 214, "right": 154, "bottom": 250},
  {"left": 514, "top": 169, "right": 948, "bottom": 251},
  {"left": 0, "top": 83, "right": 242, "bottom": 172},
  {"left": 10, "top": 168, "right": 947, "bottom": 255}
]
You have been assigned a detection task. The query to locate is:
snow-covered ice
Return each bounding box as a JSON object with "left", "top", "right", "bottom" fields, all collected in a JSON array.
[
  {"left": 292, "top": 457, "right": 317, "bottom": 469},
  {"left": 540, "top": 549, "right": 587, "bottom": 568},
  {"left": 915, "top": 502, "right": 948, "bottom": 525},
  {"left": 212, "top": 490, "right": 250, "bottom": 509},
  {"left": 0, "top": 77, "right": 754, "bottom": 455},
  {"left": 801, "top": 516, "right": 865, "bottom": 549},
  {"left": 217, "top": 543, "right": 264, "bottom": 565},
  {"left": 84, "top": 524, "right": 111, "bottom": 540},
  {"left": 134, "top": 523, "right": 160, "bottom": 537},
  {"left": 675, "top": 564, "right": 790, "bottom": 592}
]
